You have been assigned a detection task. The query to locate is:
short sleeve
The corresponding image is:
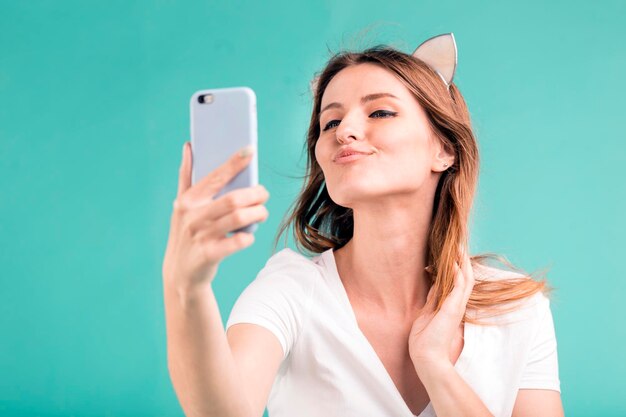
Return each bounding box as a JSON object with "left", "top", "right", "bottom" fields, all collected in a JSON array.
[
  {"left": 226, "top": 249, "right": 316, "bottom": 361},
  {"left": 518, "top": 293, "right": 561, "bottom": 392}
]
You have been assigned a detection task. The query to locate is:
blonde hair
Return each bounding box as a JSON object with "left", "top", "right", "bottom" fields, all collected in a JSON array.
[{"left": 272, "top": 45, "right": 554, "bottom": 325}]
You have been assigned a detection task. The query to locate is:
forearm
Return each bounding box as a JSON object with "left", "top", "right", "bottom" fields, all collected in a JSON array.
[
  {"left": 416, "top": 362, "right": 494, "bottom": 417},
  {"left": 164, "top": 282, "right": 253, "bottom": 417}
]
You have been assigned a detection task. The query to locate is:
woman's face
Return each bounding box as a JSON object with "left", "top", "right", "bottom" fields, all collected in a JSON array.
[{"left": 315, "top": 63, "right": 450, "bottom": 208}]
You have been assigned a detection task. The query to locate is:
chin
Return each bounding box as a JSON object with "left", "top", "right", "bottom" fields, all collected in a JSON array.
[{"left": 327, "top": 184, "right": 381, "bottom": 208}]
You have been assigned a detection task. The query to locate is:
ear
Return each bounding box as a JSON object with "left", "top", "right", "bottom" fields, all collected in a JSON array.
[{"left": 432, "top": 140, "right": 455, "bottom": 172}]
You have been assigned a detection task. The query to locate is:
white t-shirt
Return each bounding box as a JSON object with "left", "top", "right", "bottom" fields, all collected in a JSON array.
[{"left": 226, "top": 247, "right": 561, "bottom": 417}]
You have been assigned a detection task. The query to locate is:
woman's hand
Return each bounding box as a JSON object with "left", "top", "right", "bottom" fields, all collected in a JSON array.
[
  {"left": 162, "top": 142, "right": 269, "bottom": 292},
  {"left": 408, "top": 247, "right": 475, "bottom": 373}
]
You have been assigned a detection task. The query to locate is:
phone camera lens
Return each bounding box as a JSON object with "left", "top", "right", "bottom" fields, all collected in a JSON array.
[{"left": 198, "top": 93, "right": 213, "bottom": 104}]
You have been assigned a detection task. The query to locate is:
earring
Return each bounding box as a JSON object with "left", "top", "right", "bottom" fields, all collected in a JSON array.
[{"left": 443, "top": 163, "right": 448, "bottom": 167}]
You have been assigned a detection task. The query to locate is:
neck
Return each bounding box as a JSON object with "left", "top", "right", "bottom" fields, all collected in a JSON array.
[{"left": 333, "top": 199, "right": 433, "bottom": 320}]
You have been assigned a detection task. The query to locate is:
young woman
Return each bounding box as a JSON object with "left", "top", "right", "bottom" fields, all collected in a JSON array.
[{"left": 162, "top": 34, "right": 564, "bottom": 417}]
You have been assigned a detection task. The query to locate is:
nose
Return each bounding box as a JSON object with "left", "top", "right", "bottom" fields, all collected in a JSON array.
[{"left": 335, "top": 113, "right": 363, "bottom": 144}]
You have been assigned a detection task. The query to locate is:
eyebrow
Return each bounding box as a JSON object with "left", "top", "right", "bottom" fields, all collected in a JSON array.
[{"left": 320, "top": 93, "right": 400, "bottom": 115}]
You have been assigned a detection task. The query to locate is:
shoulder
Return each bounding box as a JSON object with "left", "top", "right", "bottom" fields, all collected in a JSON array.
[
  {"left": 264, "top": 247, "right": 314, "bottom": 266},
  {"left": 472, "top": 262, "right": 527, "bottom": 282},
  {"left": 261, "top": 247, "right": 321, "bottom": 277},
  {"left": 251, "top": 247, "right": 321, "bottom": 294},
  {"left": 470, "top": 262, "right": 550, "bottom": 324}
]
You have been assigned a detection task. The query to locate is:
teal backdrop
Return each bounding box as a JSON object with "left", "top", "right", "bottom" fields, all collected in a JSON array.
[{"left": 1, "top": 1, "right": 624, "bottom": 416}]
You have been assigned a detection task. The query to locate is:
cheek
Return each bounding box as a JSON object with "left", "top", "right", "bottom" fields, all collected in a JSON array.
[
  {"left": 377, "top": 139, "right": 432, "bottom": 182},
  {"left": 314, "top": 140, "right": 323, "bottom": 163},
  {"left": 380, "top": 133, "right": 428, "bottom": 163},
  {"left": 314, "top": 139, "right": 330, "bottom": 173},
  {"left": 383, "top": 152, "right": 428, "bottom": 180}
]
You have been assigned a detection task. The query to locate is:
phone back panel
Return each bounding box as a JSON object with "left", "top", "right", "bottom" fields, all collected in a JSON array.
[{"left": 190, "top": 86, "right": 258, "bottom": 233}]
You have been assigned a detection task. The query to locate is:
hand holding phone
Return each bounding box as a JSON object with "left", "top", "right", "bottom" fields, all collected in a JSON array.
[{"left": 162, "top": 142, "right": 270, "bottom": 289}]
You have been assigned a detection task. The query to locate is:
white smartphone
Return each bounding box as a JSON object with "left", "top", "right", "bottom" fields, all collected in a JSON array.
[{"left": 190, "top": 86, "right": 258, "bottom": 234}]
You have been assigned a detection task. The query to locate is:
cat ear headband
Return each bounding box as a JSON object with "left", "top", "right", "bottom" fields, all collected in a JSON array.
[
  {"left": 412, "top": 32, "right": 457, "bottom": 90},
  {"left": 310, "top": 32, "right": 458, "bottom": 93}
]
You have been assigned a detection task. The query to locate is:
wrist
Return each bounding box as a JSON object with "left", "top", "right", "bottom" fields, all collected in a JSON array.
[
  {"left": 164, "top": 277, "right": 214, "bottom": 307},
  {"left": 413, "top": 359, "right": 454, "bottom": 381}
]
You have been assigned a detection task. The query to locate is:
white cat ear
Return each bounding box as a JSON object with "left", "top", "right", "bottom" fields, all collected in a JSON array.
[{"left": 412, "top": 32, "right": 458, "bottom": 89}]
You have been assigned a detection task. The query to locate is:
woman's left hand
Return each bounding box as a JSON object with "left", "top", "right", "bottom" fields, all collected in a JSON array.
[{"left": 408, "top": 247, "right": 475, "bottom": 372}]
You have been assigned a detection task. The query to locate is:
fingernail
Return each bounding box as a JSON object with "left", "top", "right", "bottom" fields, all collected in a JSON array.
[{"left": 239, "top": 145, "right": 255, "bottom": 158}]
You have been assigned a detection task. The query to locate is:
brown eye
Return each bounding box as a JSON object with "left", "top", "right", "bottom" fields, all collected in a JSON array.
[
  {"left": 321, "top": 110, "right": 397, "bottom": 132},
  {"left": 370, "top": 110, "right": 397, "bottom": 118},
  {"left": 322, "top": 119, "right": 340, "bottom": 131}
]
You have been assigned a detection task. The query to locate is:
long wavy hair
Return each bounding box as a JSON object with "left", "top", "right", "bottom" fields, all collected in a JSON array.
[{"left": 271, "top": 45, "right": 554, "bottom": 325}]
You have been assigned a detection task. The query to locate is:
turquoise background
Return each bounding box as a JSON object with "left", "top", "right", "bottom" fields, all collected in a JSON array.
[{"left": 1, "top": 1, "right": 624, "bottom": 416}]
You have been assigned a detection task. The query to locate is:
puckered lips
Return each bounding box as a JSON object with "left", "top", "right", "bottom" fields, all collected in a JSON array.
[{"left": 333, "top": 146, "right": 375, "bottom": 163}]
